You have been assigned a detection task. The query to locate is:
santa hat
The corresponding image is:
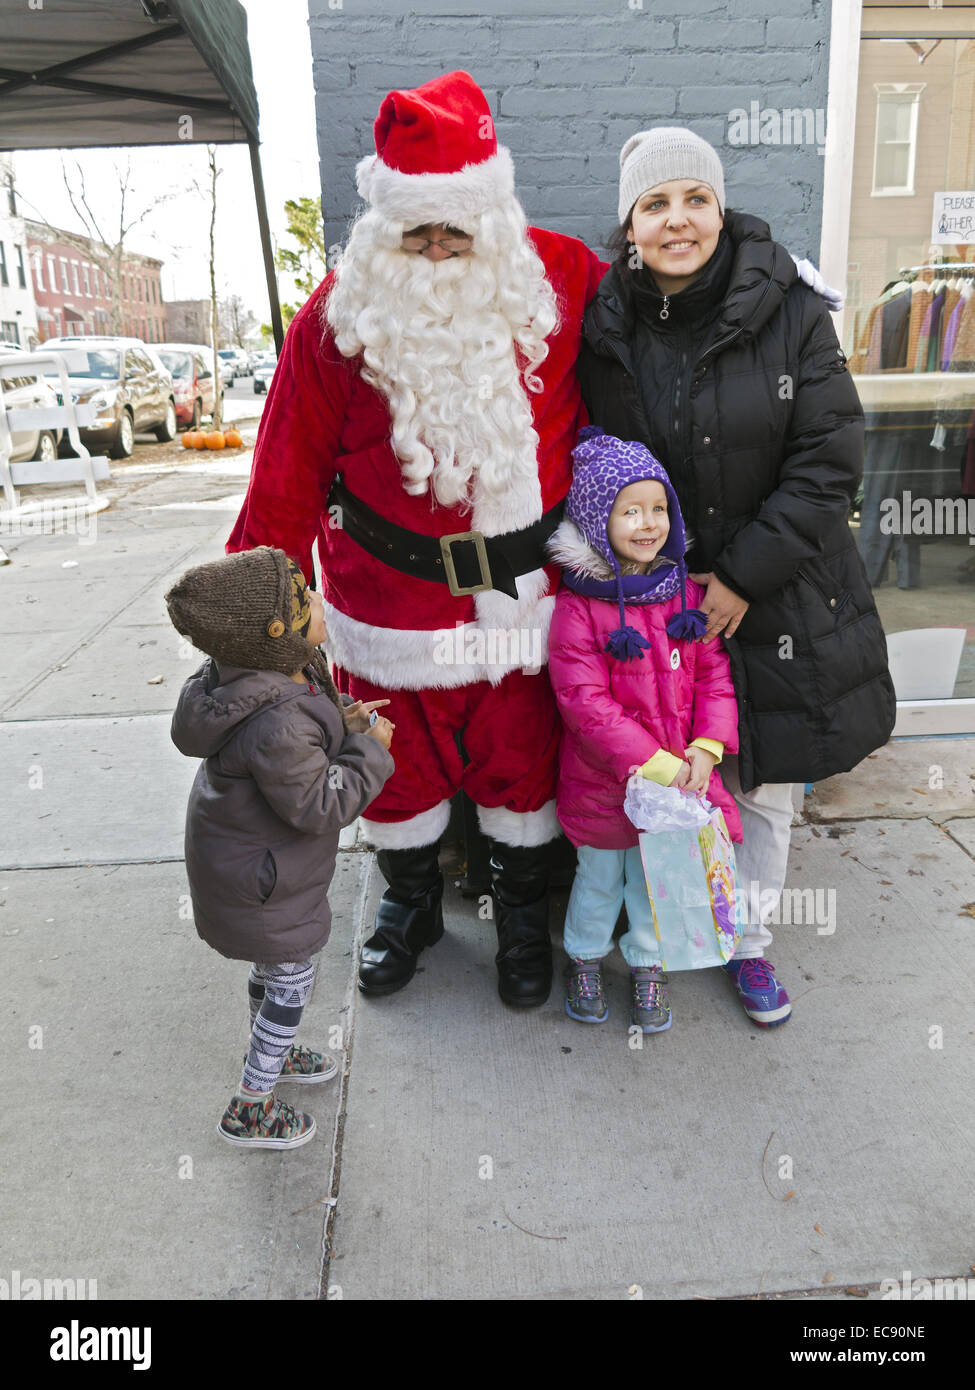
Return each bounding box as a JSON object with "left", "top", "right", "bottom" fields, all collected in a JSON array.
[{"left": 355, "top": 71, "right": 516, "bottom": 228}]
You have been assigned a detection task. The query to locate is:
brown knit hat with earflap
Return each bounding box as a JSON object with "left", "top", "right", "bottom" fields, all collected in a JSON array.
[{"left": 165, "top": 547, "right": 342, "bottom": 708}]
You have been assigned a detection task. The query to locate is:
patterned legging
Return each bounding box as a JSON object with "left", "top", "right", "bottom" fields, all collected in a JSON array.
[{"left": 241, "top": 959, "right": 316, "bottom": 1095}]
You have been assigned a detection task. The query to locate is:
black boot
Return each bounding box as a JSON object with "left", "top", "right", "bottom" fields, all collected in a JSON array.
[
  {"left": 490, "top": 840, "right": 553, "bottom": 1009},
  {"left": 358, "top": 842, "right": 445, "bottom": 996}
]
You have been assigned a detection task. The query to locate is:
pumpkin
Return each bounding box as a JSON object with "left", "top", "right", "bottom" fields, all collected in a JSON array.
[
  {"left": 181, "top": 430, "right": 196, "bottom": 449},
  {"left": 224, "top": 427, "right": 243, "bottom": 448},
  {"left": 205, "top": 430, "right": 226, "bottom": 450},
  {"left": 191, "top": 430, "right": 207, "bottom": 449}
]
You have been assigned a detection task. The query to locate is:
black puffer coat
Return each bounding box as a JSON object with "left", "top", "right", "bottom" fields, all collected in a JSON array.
[{"left": 577, "top": 211, "right": 896, "bottom": 792}]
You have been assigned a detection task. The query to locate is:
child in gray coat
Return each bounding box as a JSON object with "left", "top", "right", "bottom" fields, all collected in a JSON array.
[{"left": 166, "top": 547, "right": 395, "bottom": 1151}]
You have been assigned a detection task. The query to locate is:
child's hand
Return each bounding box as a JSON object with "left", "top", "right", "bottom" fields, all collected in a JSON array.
[
  {"left": 366, "top": 715, "right": 394, "bottom": 750},
  {"left": 669, "top": 760, "right": 692, "bottom": 789},
  {"left": 343, "top": 698, "right": 390, "bottom": 733},
  {"left": 683, "top": 745, "right": 718, "bottom": 794}
]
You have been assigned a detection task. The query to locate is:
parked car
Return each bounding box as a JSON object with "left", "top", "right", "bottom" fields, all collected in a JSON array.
[
  {"left": 0, "top": 349, "right": 63, "bottom": 464},
  {"left": 43, "top": 336, "right": 177, "bottom": 458},
  {"left": 218, "top": 346, "right": 249, "bottom": 380},
  {"left": 156, "top": 343, "right": 220, "bottom": 429},
  {"left": 253, "top": 356, "right": 278, "bottom": 395}
]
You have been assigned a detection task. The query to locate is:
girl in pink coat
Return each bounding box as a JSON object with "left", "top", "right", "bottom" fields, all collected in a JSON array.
[{"left": 547, "top": 427, "right": 741, "bottom": 1033}]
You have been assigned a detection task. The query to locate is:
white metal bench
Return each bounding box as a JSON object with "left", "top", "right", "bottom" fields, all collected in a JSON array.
[{"left": 0, "top": 348, "right": 112, "bottom": 514}]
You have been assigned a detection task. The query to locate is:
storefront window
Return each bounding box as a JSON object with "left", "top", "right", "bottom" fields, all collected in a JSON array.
[{"left": 846, "top": 32, "right": 975, "bottom": 701}]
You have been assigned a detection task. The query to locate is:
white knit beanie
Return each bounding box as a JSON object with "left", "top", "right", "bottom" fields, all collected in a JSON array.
[{"left": 618, "top": 127, "right": 726, "bottom": 225}]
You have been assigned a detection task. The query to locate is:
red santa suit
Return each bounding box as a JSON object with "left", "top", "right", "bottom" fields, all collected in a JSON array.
[{"left": 228, "top": 76, "right": 606, "bottom": 852}]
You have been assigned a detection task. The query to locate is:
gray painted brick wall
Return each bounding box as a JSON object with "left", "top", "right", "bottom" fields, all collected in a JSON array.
[{"left": 307, "top": 0, "right": 830, "bottom": 260}]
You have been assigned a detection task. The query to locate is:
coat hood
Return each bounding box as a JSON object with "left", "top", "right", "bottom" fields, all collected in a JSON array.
[{"left": 171, "top": 660, "right": 313, "bottom": 760}]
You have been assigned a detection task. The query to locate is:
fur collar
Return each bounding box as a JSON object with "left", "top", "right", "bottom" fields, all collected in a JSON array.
[{"left": 546, "top": 517, "right": 615, "bottom": 580}]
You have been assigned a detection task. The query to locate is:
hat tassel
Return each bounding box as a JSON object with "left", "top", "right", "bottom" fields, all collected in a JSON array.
[
  {"left": 665, "top": 559, "right": 708, "bottom": 641},
  {"left": 606, "top": 584, "right": 652, "bottom": 662}
]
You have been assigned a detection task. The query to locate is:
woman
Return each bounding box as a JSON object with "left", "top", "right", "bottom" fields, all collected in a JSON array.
[{"left": 576, "top": 127, "right": 896, "bottom": 1024}]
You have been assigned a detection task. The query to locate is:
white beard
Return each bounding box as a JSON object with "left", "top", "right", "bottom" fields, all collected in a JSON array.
[
  {"left": 324, "top": 207, "right": 561, "bottom": 670},
  {"left": 328, "top": 246, "right": 547, "bottom": 515}
]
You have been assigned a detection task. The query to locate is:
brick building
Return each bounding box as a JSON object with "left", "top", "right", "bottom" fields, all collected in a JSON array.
[
  {"left": 163, "top": 298, "right": 213, "bottom": 345},
  {"left": 0, "top": 155, "right": 39, "bottom": 348},
  {"left": 25, "top": 219, "right": 167, "bottom": 343}
]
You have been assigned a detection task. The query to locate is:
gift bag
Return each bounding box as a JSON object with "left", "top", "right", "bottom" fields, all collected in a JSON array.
[{"left": 623, "top": 776, "right": 743, "bottom": 971}]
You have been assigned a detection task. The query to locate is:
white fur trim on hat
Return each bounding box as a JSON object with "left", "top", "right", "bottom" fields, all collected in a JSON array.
[
  {"left": 356, "top": 146, "right": 516, "bottom": 227},
  {"left": 545, "top": 517, "right": 614, "bottom": 581},
  {"left": 359, "top": 798, "right": 452, "bottom": 850},
  {"left": 475, "top": 799, "right": 561, "bottom": 848}
]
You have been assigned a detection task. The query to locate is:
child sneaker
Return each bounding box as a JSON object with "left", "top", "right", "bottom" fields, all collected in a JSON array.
[
  {"left": 239, "top": 1044, "right": 339, "bottom": 1086},
  {"left": 565, "top": 957, "right": 609, "bottom": 1023},
  {"left": 724, "top": 957, "right": 792, "bottom": 1027},
  {"left": 279, "top": 1045, "right": 339, "bottom": 1085},
  {"left": 630, "top": 965, "right": 672, "bottom": 1033},
  {"left": 217, "top": 1093, "right": 317, "bottom": 1150}
]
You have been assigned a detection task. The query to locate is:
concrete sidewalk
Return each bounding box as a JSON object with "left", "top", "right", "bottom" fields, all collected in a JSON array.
[{"left": 1, "top": 460, "right": 974, "bottom": 1301}]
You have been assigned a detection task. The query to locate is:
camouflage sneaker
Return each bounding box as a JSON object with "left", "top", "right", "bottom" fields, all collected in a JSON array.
[
  {"left": 630, "top": 966, "right": 672, "bottom": 1034},
  {"left": 217, "top": 1093, "right": 317, "bottom": 1150},
  {"left": 279, "top": 1045, "right": 339, "bottom": 1085},
  {"left": 240, "top": 1045, "right": 340, "bottom": 1086},
  {"left": 565, "top": 957, "right": 609, "bottom": 1023}
]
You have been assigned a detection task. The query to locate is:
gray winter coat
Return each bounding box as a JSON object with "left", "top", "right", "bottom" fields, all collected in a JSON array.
[{"left": 171, "top": 660, "right": 394, "bottom": 964}]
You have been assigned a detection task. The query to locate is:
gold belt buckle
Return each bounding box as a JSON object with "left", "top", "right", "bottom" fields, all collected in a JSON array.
[{"left": 439, "top": 531, "right": 492, "bottom": 597}]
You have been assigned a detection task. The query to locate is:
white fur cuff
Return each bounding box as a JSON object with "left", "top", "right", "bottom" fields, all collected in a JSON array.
[
  {"left": 359, "top": 799, "right": 452, "bottom": 850},
  {"left": 323, "top": 598, "right": 556, "bottom": 691},
  {"left": 475, "top": 799, "right": 562, "bottom": 848}
]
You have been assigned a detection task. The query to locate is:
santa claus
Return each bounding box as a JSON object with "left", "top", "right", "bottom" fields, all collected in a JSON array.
[
  {"left": 228, "top": 71, "right": 604, "bottom": 1009},
  {"left": 228, "top": 70, "right": 833, "bottom": 1010}
]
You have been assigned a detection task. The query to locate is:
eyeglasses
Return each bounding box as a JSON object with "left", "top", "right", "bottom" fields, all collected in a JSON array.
[{"left": 400, "top": 234, "right": 473, "bottom": 253}]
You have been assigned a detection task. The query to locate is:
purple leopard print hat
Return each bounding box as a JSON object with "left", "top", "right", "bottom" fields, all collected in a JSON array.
[
  {"left": 566, "top": 426, "right": 690, "bottom": 568},
  {"left": 564, "top": 426, "right": 706, "bottom": 659}
]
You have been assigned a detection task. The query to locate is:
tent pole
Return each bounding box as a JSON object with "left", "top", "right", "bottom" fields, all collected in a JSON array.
[{"left": 249, "top": 139, "right": 283, "bottom": 355}]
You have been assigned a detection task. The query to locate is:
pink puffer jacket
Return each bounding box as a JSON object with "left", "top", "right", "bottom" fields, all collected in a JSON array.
[{"left": 548, "top": 565, "right": 742, "bottom": 851}]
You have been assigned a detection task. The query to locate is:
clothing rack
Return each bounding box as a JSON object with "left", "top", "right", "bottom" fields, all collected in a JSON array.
[{"left": 896, "top": 262, "right": 975, "bottom": 277}]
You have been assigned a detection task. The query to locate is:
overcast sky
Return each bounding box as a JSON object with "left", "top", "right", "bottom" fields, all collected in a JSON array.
[{"left": 11, "top": 0, "right": 323, "bottom": 328}]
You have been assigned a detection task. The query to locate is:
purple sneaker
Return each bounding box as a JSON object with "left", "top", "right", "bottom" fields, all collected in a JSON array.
[{"left": 724, "top": 957, "right": 791, "bottom": 1027}]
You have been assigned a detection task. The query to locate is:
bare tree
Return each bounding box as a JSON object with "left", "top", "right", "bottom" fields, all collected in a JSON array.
[
  {"left": 60, "top": 155, "right": 175, "bottom": 333},
  {"left": 207, "top": 145, "right": 222, "bottom": 430},
  {"left": 220, "top": 293, "right": 257, "bottom": 347}
]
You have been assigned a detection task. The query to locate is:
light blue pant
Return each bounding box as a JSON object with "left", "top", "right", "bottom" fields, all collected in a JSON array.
[{"left": 563, "top": 844, "right": 662, "bottom": 968}]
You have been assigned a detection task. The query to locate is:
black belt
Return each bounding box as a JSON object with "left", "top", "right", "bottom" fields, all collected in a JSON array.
[{"left": 327, "top": 474, "right": 564, "bottom": 599}]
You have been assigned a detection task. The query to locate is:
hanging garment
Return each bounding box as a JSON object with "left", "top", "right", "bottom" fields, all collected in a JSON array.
[
  {"left": 880, "top": 289, "right": 911, "bottom": 369},
  {"left": 941, "top": 290, "right": 966, "bottom": 369},
  {"left": 906, "top": 280, "right": 934, "bottom": 366},
  {"left": 948, "top": 286, "right": 975, "bottom": 369},
  {"left": 914, "top": 288, "right": 946, "bottom": 372}
]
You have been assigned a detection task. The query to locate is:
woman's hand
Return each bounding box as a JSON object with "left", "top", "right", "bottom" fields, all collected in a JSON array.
[
  {"left": 343, "top": 698, "right": 390, "bottom": 733},
  {"left": 683, "top": 745, "right": 718, "bottom": 794},
  {"left": 688, "top": 572, "right": 749, "bottom": 642}
]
